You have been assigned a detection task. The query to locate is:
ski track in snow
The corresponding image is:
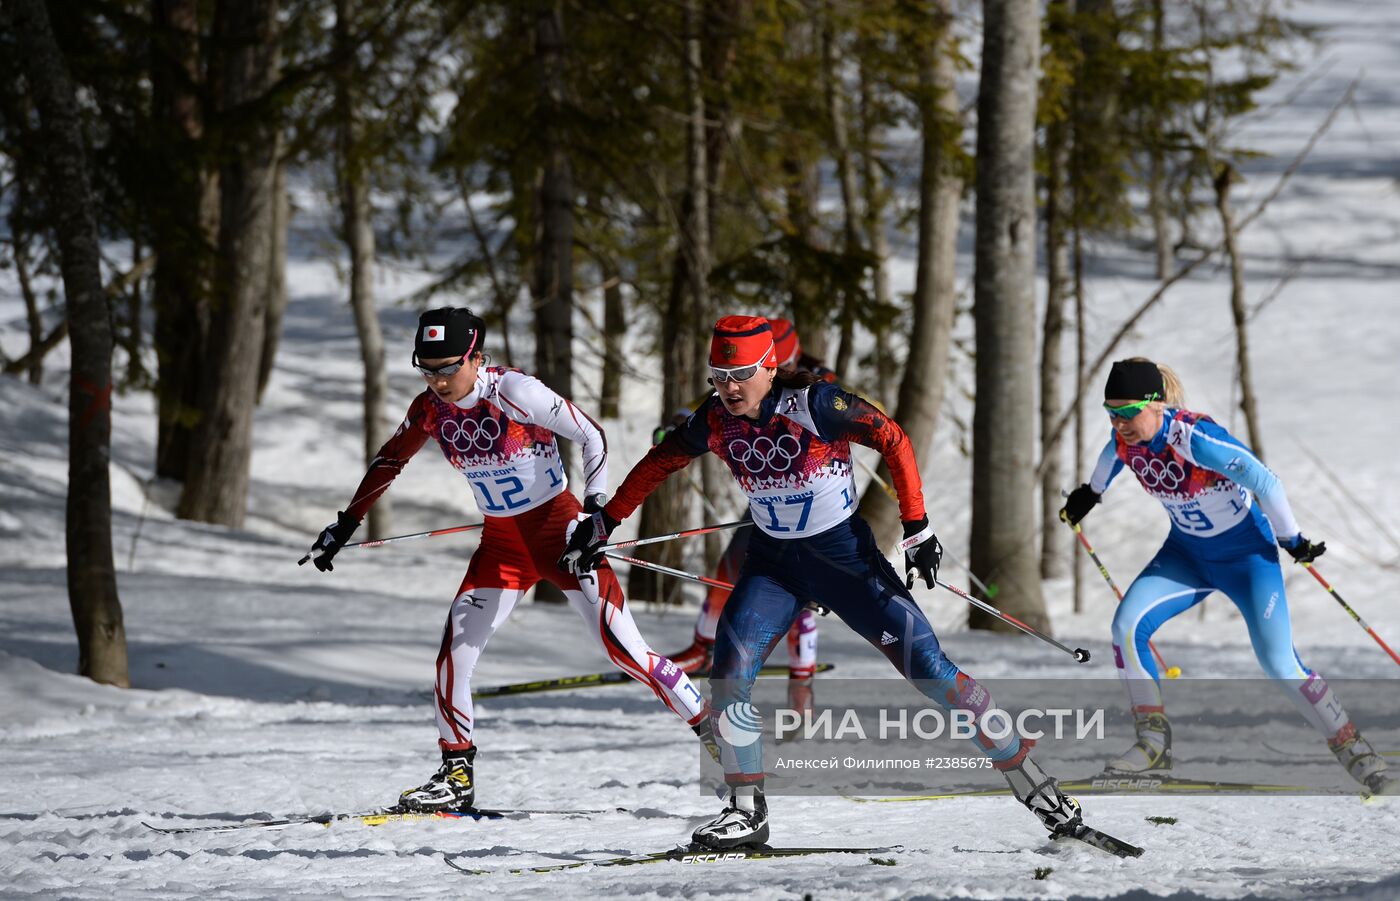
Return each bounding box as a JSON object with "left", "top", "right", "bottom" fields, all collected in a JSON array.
[{"left": 3, "top": 1, "right": 1400, "bottom": 897}]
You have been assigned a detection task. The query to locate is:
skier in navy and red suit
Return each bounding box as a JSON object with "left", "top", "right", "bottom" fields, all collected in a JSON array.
[
  {"left": 560, "top": 315, "right": 1092, "bottom": 849},
  {"left": 307, "top": 307, "right": 712, "bottom": 814}
]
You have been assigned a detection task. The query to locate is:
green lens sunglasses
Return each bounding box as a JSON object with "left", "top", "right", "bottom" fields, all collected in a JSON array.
[{"left": 1103, "top": 395, "right": 1160, "bottom": 420}]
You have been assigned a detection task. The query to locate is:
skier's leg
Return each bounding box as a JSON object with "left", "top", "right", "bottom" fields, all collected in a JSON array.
[
  {"left": 693, "top": 560, "right": 803, "bottom": 849},
  {"left": 784, "top": 607, "right": 819, "bottom": 715},
  {"left": 1105, "top": 544, "right": 1209, "bottom": 772},
  {"left": 801, "top": 516, "right": 1083, "bottom": 834},
  {"left": 1218, "top": 548, "right": 1394, "bottom": 792}
]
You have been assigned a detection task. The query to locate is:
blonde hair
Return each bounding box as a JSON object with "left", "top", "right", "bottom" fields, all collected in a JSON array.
[{"left": 1125, "top": 356, "right": 1185, "bottom": 407}]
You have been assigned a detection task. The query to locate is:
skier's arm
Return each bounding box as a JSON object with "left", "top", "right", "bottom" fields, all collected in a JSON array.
[
  {"left": 343, "top": 393, "right": 432, "bottom": 522},
  {"left": 1088, "top": 435, "right": 1124, "bottom": 495},
  {"left": 604, "top": 399, "right": 712, "bottom": 523},
  {"left": 1183, "top": 419, "right": 1302, "bottom": 541},
  {"left": 497, "top": 370, "right": 610, "bottom": 501},
  {"left": 811, "top": 386, "right": 925, "bottom": 523}
]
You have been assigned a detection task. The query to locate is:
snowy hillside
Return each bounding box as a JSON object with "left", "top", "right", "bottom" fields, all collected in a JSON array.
[{"left": 3, "top": 0, "right": 1400, "bottom": 897}]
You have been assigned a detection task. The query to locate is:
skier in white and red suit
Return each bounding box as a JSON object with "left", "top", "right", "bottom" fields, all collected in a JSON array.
[{"left": 307, "top": 307, "right": 711, "bottom": 813}]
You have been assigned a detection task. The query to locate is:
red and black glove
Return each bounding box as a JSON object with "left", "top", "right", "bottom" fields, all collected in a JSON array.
[
  {"left": 308, "top": 511, "right": 359, "bottom": 572},
  {"left": 899, "top": 517, "right": 943, "bottom": 589}
]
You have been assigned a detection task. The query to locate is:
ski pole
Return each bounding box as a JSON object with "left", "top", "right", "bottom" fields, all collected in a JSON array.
[
  {"left": 297, "top": 522, "right": 483, "bottom": 566},
  {"left": 1301, "top": 563, "right": 1400, "bottom": 667},
  {"left": 1066, "top": 520, "right": 1181, "bottom": 679},
  {"left": 931, "top": 578, "right": 1091, "bottom": 664},
  {"left": 599, "top": 519, "right": 750, "bottom": 553},
  {"left": 602, "top": 551, "right": 735, "bottom": 592}
]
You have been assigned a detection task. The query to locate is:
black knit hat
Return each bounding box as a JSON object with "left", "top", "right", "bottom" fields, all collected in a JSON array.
[
  {"left": 1105, "top": 359, "right": 1164, "bottom": 401},
  {"left": 416, "top": 307, "right": 485, "bottom": 359}
]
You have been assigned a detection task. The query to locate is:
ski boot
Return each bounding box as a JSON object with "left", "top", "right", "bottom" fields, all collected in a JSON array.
[
  {"left": 691, "top": 784, "right": 769, "bottom": 849},
  {"left": 1104, "top": 708, "right": 1172, "bottom": 774},
  {"left": 999, "top": 751, "right": 1083, "bottom": 836},
  {"left": 1330, "top": 722, "right": 1399, "bottom": 796},
  {"left": 669, "top": 635, "right": 715, "bottom": 674},
  {"left": 398, "top": 746, "right": 476, "bottom": 813}
]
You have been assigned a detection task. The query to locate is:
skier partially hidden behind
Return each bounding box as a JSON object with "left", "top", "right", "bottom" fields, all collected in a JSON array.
[
  {"left": 1061, "top": 358, "right": 1396, "bottom": 796},
  {"left": 665, "top": 318, "right": 832, "bottom": 714},
  {"left": 562, "top": 316, "right": 1090, "bottom": 849},
  {"left": 307, "top": 307, "right": 712, "bottom": 813}
]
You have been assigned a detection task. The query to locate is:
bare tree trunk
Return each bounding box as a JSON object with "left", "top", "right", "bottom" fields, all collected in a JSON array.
[
  {"left": 1214, "top": 162, "right": 1265, "bottom": 459},
  {"left": 857, "top": 56, "right": 894, "bottom": 401},
  {"left": 336, "top": 0, "right": 392, "bottom": 539},
  {"left": 969, "top": 0, "right": 1048, "bottom": 633},
  {"left": 599, "top": 258, "right": 624, "bottom": 419},
  {"left": 823, "top": 9, "right": 863, "bottom": 380},
  {"left": 857, "top": 0, "right": 962, "bottom": 552},
  {"left": 1072, "top": 223, "right": 1086, "bottom": 611},
  {"left": 532, "top": 2, "right": 574, "bottom": 399},
  {"left": 151, "top": 0, "right": 217, "bottom": 483},
  {"left": 1147, "top": 0, "right": 1172, "bottom": 280},
  {"left": 177, "top": 0, "right": 281, "bottom": 526},
  {"left": 12, "top": 0, "right": 130, "bottom": 686},
  {"left": 13, "top": 226, "right": 45, "bottom": 386},
  {"left": 257, "top": 154, "right": 289, "bottom": 403},
  {"left": 1040, "top": 0, "right": 1073, "bottom": 581}
]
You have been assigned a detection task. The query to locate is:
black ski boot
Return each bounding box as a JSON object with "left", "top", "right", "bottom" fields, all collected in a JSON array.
[
  {"left": 398, "top": 746, "right": 476, "bottom": 813},
  {"left": 1000, "top": 753, "right": 1083, "bottom": 836},
  {"left": 691, "top": 784, "right": 769, "bottom": 849}
]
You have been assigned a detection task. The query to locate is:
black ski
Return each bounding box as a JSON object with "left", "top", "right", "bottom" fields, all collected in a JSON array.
[
  {"left": 853, "top": 773, "right": 1308, "bottom": 803},
  {"left": 472, "top": 663, "right": 834, "bottom": 699},
  {"left": 142, "top": 806, "right": 612, "bottom": 835},
  {"left": 445, "top": 843, "right": 897, "bottom": 875},
  {"left": 1054, "top": 823, "right": 1144, "bottom": 858}
]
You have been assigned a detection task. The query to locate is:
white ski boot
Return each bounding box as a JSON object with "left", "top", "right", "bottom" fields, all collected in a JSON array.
[
  {"left": 1000, "top": 754, "right": 1083, "bottom": 836},
  {"left": 1331, "top": 723, "right": 1399, "bottom": 797},
  {"left": 398, "top": 746, "right": 476, "bottom": 813},
  {"left": 691, "top": 784, "right": 769, "bottom": 849},
  {"left": 1104, "top": 709, "right": 1172, "bottom": 774}
]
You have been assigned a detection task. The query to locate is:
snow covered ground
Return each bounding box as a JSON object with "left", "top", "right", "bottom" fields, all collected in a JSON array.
[{"left": 3, "top": 0, "right": 1400, "bottom": 897}]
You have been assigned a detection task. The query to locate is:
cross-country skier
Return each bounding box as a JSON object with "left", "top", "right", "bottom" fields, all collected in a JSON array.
[
  {"left": 1060, "top": 358, "right": 1396, "bottom": 795},
  {"left": 306, "top": 307, "right": 712, "bottom": 813},
  {"left": 665, "top": 319, "right": 833, "bottom": 714},
  {"left": 561, "top": 316, "right": 1090, "bottom": 849}
]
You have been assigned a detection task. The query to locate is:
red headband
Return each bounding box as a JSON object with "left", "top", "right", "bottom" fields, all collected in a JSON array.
[{"left": 711, "top": 316, "right": 778, "bottom": 369}]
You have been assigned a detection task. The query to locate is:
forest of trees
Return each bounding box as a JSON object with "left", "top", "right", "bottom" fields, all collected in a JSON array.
[{"left": 0, "top": 0, "right": 1319, "bottom": 686}]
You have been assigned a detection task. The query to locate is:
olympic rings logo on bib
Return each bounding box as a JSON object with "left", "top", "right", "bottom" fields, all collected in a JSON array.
[
  {"left": 440, "top": 416, "right": 503, "bottom": 454},
  {"left": 1131, "top": 456, "right": 1185, "bottom": 491},
  {"left": 728, "top": 434, "right": 802, "bottom": 474}
]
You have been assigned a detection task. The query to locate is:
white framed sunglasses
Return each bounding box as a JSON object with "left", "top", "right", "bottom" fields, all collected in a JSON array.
[{"left": 710, "top": 363, "right": 763, "bottom": 383}]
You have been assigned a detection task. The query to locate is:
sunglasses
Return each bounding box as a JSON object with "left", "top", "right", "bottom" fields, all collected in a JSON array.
[
  {"left": 1103, "top": 396, "right": 1159, "bottom": 420},
  {"left": 710, "top": 364, "right": 761, "bottom": 383},
  {"left": 415, "top": 354, "right": 469, "bottom": 379}
]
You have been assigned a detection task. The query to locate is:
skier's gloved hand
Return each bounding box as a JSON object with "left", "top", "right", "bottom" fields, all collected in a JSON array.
[
  {"left": 559, "top": 509, "right": 620, "bottom": 574},
  {"left": 899, "top": 517, "right": 943, "bottom": 590},
  {"left": 309, "top": 511, "right": 359, "bottom": 572},
  {"left": 1059, "top": 484, "right": 1101, "bottom": 527},
  {"left": 1279, "top": 534, "right": 1326, "bottom": 564}
]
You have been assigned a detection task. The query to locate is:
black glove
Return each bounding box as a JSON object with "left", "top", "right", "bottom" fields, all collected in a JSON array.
[
  {"left": 900, "top": 517, "right": 943, "bottom": 590},
  {"left": 559, "top": 509, "right": 619, "bottom": 574},
  {"left": 309, "top": 511, "right": 359, "bottom": 572},
  {"left": 583, "top": 492, "right": 609, "bottom": 515},
  {"left": 1280, "top": 535, "right": 1326, "bottom": 564},
  {"left": 1059, "top": 484, "right": 1101, "bottom": 527}
]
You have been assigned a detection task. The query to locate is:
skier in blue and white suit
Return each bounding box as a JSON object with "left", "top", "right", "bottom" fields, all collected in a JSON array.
[{"left": 1061, "top": 358, "right": 1395, "bottom": 794}]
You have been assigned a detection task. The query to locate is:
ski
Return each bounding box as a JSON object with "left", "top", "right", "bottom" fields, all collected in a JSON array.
[
  {"left": 472, "top": 662, "right": 835, "bottom": 699},
  {"left": 142, "top": 806, "right": 612, "bottom": 835},
  {"left": 445, "top": 843, "right": 897, "bottom": 875},
  {"left": 848, "top": 774, "right": 1309, "bottom": 803},
  {"left": 1054, "top": 824, "right": 1144, "bottom": 859}
]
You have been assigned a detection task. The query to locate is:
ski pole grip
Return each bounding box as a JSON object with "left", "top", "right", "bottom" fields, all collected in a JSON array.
[{"left": 1073, "top": 648, "right": 1091, "bottom": 663}]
